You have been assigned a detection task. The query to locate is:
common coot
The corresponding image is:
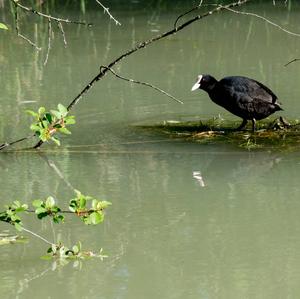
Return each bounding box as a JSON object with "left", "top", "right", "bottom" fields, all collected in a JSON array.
[{"left": 191, "top": 74, "right": 283, "bottom": 131}]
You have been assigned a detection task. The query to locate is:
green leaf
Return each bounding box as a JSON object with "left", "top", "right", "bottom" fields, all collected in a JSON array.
[
  {"left": 50, "top": 110, "right": 62, "bottom": 119},
  {"left": 79, "top": 197, "right": 86, "bottom": 209},
  {"left": 45, "top": 113, "right": 52, "bottom": 124},
  {"left": 53, "top": 215, "right": 64, "bottom": 224},
  {"left": 14, "top": 223, "right": 23, "bottom": 232},
  {"left": 40, "top": 130, "right": 49, "bottom": 142},
  {"left": 30, "top": 124, "right": 41, "bottom": 132},
  {"left": 92, "top": 199, "right": 97, "bottom": 210},
  {"left": 58, "top": 127, "right": 71, "bottom": 135},
  {"left": 41, "top": 120, "right": 49, "bottom": 129},
  {"left": 35, "top": 207, "right": 47, "bottom": 215},
  {"left": 57, "top": 104, "right": 68, "bottom": 116},
  {"left": 89, "top": 212, "right": 104, "bottom": 225},
  {"left": 51, "top": 244, "right": 57, "bottom": 254},
  {"left": 0, "top": 23, "right": 8, "bottom": 30},
  {"left": 77, "top": 241, "right": 82, "bottom": 251},
  {"left": 97, "top": 200, "right": 112, "bottom": 209},
  {"left": 45, "top": 196, "right": 55, "bottom": 208},
  {"left": 72, "top": 245, "right": 79, "bottom": 254},
  {"left": 64, "top": 117, "right": 76, "bottom": 125},
  {"left": 26, "top": 110, "right": 38, "bottom": 118},
  {"left": 74, "top": 190, "right": 81, "bottom": 197},
  {"left": 32, "top": 199, "right": 43, "bottom": 208},
  {"left": 38, "top": 107, "right": 45, "bottom": 115},
  {"left": 40, "top": 255, "right": 52, "bottom": 260},
  {"left": 51, "top": 137, "right": 61, "bottom": 146},
  {"left": 15, "top": 206, "right": 28, "bottom": 213},
  {"left": 68, "top": 201, "right": 77, "bottom": 212}
]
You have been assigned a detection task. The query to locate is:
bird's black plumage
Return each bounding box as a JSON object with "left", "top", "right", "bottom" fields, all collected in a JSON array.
[{"left": 191, "top": 74, "right": 283, "bottom": 131}]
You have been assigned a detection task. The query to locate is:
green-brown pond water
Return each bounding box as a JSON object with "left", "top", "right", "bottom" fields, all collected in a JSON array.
[{"left": 1, "top": 1, "right": 300, "bottom": 298}]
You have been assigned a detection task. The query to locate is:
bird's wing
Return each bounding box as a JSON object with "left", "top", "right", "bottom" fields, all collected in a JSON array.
[
  {"left": 220, "top": 77, "right": 278, "bottom": 104},
  {"left": 252, "top": 79, "right": 278, "bottom": 104}
]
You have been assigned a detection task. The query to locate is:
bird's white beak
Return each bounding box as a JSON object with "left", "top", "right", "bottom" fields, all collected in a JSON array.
[
  {"left": 191, "top": 75, "right": 202, "bottom": 91},
  {"left": 191, "top": 82, "right": 200, "bottom": 91}
]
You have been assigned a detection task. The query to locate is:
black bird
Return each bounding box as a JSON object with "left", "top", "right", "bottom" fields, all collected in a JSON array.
[{"left": 191, "top": 74, "right": 283, "bottom": 131}]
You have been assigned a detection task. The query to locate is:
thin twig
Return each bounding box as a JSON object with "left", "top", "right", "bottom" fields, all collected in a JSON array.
[
  {"left": 21, "top": 226, "right": 54, "bottom": 246},
  {"left": 14, "top": 2, "right": 20, "bottom": 35},
  {"left": 100, "top": 66, "right": 183, "bottom": 104},
  {"left": 17, "top": 33, "right": 42, "bottom": 51},
  {"left": 95, "top": 0, "right": 121, "bottom": 26},
  {"left": 0, "top": 134, "right": 35, "bottom": 151},
  {"left": 14, "top": 2, "right": 41, "bottom": 50},
  {"left": 57, "top": 21, "right": 67, "bottom": 47},
  {"left": 38, "top": 153, "right": 76, "bottom": 192},
  {"left": 174, "top": 5, "right": 200, "bottom": 29},
  {"left": 11, "top": 0, "right": 92, "bottom": 26},
  {"left": 223, "top": 6, "right": 300, "bottom": 37},
  {"left": 43, "top": 18, "right": 52, "bottom": 66},
  {"left": 284, "top": 58, "right": 300, "bottom": 67}
]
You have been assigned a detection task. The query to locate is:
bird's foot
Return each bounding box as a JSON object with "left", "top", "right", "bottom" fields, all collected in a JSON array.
[{"left": 271, "top": 117, "right": 291, "bottom": 130}]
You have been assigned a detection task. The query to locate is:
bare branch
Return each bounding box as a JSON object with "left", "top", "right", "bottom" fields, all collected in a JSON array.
[
  {"left": 100, "top": 66, "right": 183, "bottom": 104},
  {"left": 57, "top": 21, "right": 67, "bottom": 47},
  {"left": 284, "top": 58, "right": 300, "bottom": 67},
  {"left": 18, "top": 33, "right": 42, "bottom": 51},
  {"left": 0, "top": 135, "right": 35, "bottom": 151},
  {"left": 21, "top": 227, "right": 54, "bottom": 246},
  {"left": 14, "top": 2, "right": 41, "bottom": 50},
  {"left": 95, "top": 0, "right": 121, "bottom": 26},
  {"left": 43, "top": 19, "right": 52, "bottom": 66},
  {"left": 174, "top": 6, "right": 200, "bottom": 29},
  {"left": 39, "top": 154, "right": 76, "bottom": 192},
  {"left": 223, "top": 6, "right": 300, "bottom": 37},
  {"left": 11, "top": 0, "right": 92, "bottom": 26}
]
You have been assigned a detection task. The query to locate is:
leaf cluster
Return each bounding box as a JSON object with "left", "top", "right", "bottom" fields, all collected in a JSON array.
[
  {"left": 27, "top": 104, "right": 75, "bottom": 146},
  {"left": 32, "top": 197, "right": 64, "bottom": 223},
  {"left": 45, "top": 241, "right": 107, "bottom": 261},
  {"left": 0, "top": 201, "right": 28, "bottom": 231},
  {"left": 0, "top": 23, "right": 8, "bottom": 30},
  {"left": 69, "top": 190, "right": 111, "bottom": 225}
]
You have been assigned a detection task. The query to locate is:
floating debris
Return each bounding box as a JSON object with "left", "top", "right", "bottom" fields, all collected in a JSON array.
[
  {"left": 193, "top": 171, "right": 205, "bottom": 187},
  {"left": 0, "top": 232, "right": 27, "bottom": 245}
]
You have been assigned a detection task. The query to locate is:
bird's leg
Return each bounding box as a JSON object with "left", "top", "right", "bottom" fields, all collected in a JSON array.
[
  {"left": 251, "top": 118, "right": 256, "bottom": 132},
  {"left": 236, "top": 119, "right": 248, "bottom": 131}
]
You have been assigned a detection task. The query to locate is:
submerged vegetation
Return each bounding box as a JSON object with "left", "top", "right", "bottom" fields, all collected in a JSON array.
[
  {"left": 0, "top": 191, "right": 111, "bottom": 260},
  {"left": 138, "top": 117, "right": 300, "bottom": 150}
]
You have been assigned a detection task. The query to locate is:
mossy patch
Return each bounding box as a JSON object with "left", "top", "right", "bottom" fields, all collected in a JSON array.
[{"left": 136, "top": 117, "right": 300, "bottom": 150}]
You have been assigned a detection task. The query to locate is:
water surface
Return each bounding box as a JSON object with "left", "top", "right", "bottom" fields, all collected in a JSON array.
[{"left": 1, "top": 1, "right": 300, "bottom": 298}]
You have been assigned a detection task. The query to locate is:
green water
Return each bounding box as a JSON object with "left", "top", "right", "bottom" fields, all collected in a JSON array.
[{"left": 1, "top": 1, "right": 300, "bottom": 298}]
